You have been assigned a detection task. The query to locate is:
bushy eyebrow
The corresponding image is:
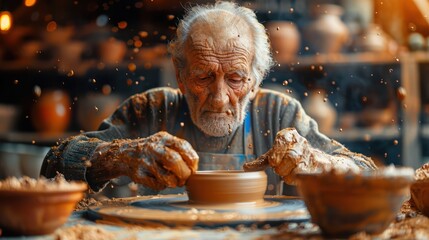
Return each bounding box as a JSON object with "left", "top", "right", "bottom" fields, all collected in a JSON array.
[
  {"left": 189, "top": 68, "right": 208, "bottom": 76},
  {"left": 189, "top": 67, "right": 248, "bottom": 78},
  {"left": 227, "top": 70, "right": 248, "bottom": 77}
]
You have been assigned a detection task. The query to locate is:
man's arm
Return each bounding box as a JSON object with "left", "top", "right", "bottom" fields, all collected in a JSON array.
[
  {"left": 244, "top": 93, "right": 376, "bottom": 184},
  {"left": 287, "top": 99, "right": 377, "bottom": 170},
  {"left": 40, "top": 96, "right": 140, "bottom": 191},
  {"left": 40, "top": 135, "right": 108, "bottom": 191}
]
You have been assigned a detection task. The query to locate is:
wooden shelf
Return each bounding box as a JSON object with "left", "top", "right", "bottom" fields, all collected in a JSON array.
[
  {"left": 0, "top": 56, "right": 167, "bottom": 76},
  {"left": 280, "top": 52, "right": 399, "bottom": 67},
  {"left": 276, "top": 51, "right": 429, "bottom": 67},
  {"left": 327, "top": 125, "right": 401, "bottom": 142},
  {"left": 0, "top": 132, "right": 79, "bottom": 146}
]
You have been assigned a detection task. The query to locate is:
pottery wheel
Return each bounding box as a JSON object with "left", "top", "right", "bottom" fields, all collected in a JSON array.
[{"left": 88, "top": 194, "right": 309, "bottom": 227}]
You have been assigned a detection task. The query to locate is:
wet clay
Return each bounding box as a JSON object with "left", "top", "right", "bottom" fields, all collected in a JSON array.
[
  {"left": 243, "top": 128, "right": 376, "bottom": 185},
  {"left": 54, "top": 224, "right": 117, "bottom": 240},
  {"left": 90, "top": 194, "right": 309, "bottom": 227},
  {"left": 89, "top": 131, "right": 199, "bottom": 190},
  {"left": 185, "top": 170, "right": 267, "bottom": 205},
  {"left": 0, "top": 174, "right": 85, "bottom": 191},
  {"left": 410, "top": 163, "right": 429, "bottom": 217},
  {"left": 415, "top": 163, "right": 429, "bottom": 181}
]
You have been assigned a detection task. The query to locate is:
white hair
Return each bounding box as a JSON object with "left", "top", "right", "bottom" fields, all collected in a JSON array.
[{"left": 168, "top": 1, "right": 274, "bottom": 86}]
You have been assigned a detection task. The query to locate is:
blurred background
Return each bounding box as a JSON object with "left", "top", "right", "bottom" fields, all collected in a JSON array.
[{"left": 0, "top": 0, "right": 428, "bottom": 180}]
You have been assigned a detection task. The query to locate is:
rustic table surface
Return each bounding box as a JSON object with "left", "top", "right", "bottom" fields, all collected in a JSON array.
[{"left": 2, "top": 199, "right": 428, "bottom": 240}]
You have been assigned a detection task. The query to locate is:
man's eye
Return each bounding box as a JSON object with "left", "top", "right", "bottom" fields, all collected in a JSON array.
[
  {"left": 228, "top": 78, "right": 243, "bottom": 87},
  {"left": 230, "top": 77, "right": 242, "bottom": 82},
  {"left": 228, "top": 75, "right": 244, "bottom": 82},
  {"left": 197, "top": 74, "right": 213, "bottom": 81}
]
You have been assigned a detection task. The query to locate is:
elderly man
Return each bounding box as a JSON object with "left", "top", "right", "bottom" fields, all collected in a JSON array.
[{"left": 40, "top": 1, "right": 376, "bottom": 195}]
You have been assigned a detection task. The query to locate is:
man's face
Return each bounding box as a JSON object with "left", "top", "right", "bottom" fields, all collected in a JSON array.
[{"left": 178, "top": 12, "right": 256, "bottom": 137}]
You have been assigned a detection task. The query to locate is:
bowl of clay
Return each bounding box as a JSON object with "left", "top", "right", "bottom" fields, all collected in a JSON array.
[
  {"left": 411, "top": 179, "right": 429, "bottom": 216},
  {"left": 186, "top": 170, "right": 267, "bottom": 205},
  {"left": 410, "top": 163, "right": 429, "bottom": 216},
  {"left": 295, "top": 166, "right": 414, "bottom": 237},
  {"left": 0, "top": 175, "right": 87, "bottom": 236}
]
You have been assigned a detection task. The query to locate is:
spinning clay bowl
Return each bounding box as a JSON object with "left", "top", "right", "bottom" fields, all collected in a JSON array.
[
  {"left": 186, "top": 170, "right": 267, "bottom": 205},
  {"left": 295, "top": 167, "right": 414, "bottom": 237}
]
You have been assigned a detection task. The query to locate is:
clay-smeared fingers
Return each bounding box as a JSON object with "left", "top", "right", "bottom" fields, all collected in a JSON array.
[
  {"left": 163, "top": 136, "right": 199, "bottom": 173},
  {"left": 272, "top": 155, "right": 297, "bottom": 182},
  {"left": 143, "top": 143, "right": 181, "bottom": 188},
  {"left": 131, "top": 169, "right": 166, "bottom": 190},
  {"left": 160, "top": 147, "right": 191, "bottom": 185},
  {"left": 243, "top": 153, "right": 269, "bottom": 171},
  {"left": 150, "top": 161, "right": 179, "bottom": 188}
]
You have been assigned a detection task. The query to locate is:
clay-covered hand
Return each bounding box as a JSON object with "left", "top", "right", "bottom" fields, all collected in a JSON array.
[
  {"left": 90, "top": 131, "right": 199, "bottom": 190},
  {"left": 244, "top": 128, "right": 361, "bottom": 185}
]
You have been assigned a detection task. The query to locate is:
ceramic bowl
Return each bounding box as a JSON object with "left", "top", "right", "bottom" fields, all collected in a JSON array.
[
  {"left": 0, "top": 182, "right": 87, "bottom": 236},
  {"left": 295, "top": 167, "right": 414, "bottom": 237},
  {"left": 186, "top": 170, "right": 267, "bottom": 205},
  {"left": 410, "top": 179, "right": 429, "bottom": 216}
]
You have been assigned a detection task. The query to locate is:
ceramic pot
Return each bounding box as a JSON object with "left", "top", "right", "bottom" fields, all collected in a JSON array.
[
  {"left": 354, "top": 24, "right": 392, "bottom": 53},
  {"left": 0, "top": 104, "right": 19, "bottom": 134},
  {"left": 408, "top": 32, "right": 425, "bottom": 51},
  {"left": 302, "top": 4, "right": 349, "bottom": 54},
  {"left": 99, "top": 37, "right": 127, "bottom": 65},
  {"left": 186, "top": 170, "right": 267, "bottom": 205},
  {"left": 302, "top": 89, "right": 337, "bottom": 134},
  {"left": 341, "top": 0, "right": 374, "bottom": 34},
  {"left": 76, "top": 93, "right": 121, "bottom": 131},
  {"left": 266, "top": 21, "right": 300, "bottom": 63},
  {"left": 296, "top": 167, "right": 414, "bottom": 237},
  {"left": 58, "top": 41, "right": 85, "bottom": 63},
  {"left": 42, "top": 26, "right": 74, "bottom": 46},
  {"left": 31, "top": 90, "right": 71, "bottom": 135},
  {"left": 18, "top": 41, "right": 42, "bottom": 60}
]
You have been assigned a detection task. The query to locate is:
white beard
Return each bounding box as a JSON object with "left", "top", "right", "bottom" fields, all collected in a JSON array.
[{"left": 184, "top": 92, "right": 251, "bottom": 137}]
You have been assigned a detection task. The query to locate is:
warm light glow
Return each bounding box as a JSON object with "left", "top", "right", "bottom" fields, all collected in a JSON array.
[
  {"left": 118, "top": 21, "right": 127, "bottom": 29},
  {"left": 0, "top": 11, "right": 12, "bottom": 32},
  {"left": 24, "top": 0, "right": 37, "bottom": 7},
  {"left": 46, "top": 20, "right": 57, "bottom": 32}
]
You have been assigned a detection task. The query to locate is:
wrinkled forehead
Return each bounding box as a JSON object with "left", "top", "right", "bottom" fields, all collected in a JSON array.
[{"left": 185, "top": 10, "right": 254, "bottom": 55}]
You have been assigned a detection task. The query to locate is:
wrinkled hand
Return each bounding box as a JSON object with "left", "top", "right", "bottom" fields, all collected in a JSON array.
[
  {"left": 94, "top": 131, "right": 199, "bottom": 190},
  {"left": 244, "top": 128, "right": 360, "bottom": 184}
]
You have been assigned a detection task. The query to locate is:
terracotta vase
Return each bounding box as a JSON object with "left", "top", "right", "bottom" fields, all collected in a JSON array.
[
  {"left": 354, "top": 24, "right": 391, "bottom": 53},
  {"left": 302, "top": 4, "right": 349, "bottom": 54},
  {"left": 302, "top": 89, "right": 337, "bottom": 134},
  {"left": 58, "top": 41, "right": 85, "bottom": 63},
  {"left": 18, "top": 41, "right": 43, "bottom": 61},
  {"left": 341, "top": 0, "right": 374, "bottom": 33},
  {"left": 99, "top": 37, "right": 127, "bottom": 65},
  {"left": 31, "top": 90, "right": 71, "bottom": 135},
  {"left": 266, "top": 21, "right": 300, "bottom": 63}
]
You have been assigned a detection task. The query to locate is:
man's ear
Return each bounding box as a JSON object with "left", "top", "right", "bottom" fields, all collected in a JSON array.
[{"left": 172, "top": 57, "right": 186, "bottom": 93}]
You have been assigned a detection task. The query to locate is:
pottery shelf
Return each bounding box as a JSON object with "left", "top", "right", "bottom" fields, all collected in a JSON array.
[
  {"left": 0, "top": 131, "right": 79, "bottom": 146},
  {"left": 319, "top": 52, "right": 429, "bottom": 169},
  {"left": 293, "top": 52, "right": 399, "bottom": 66},
  {"left": 399, "top": 52, "right": 429, "bottom": 168},
  {"left": 0, "top": 59, "right": 164, "bottom": 76},
  {"left": 420, "top": 125, "right": 429, "bottom": 138},
  {"left": 326, "top": 125, "right": 400, "bottom": 142},
  {"left": 271, "top": 51, "right": 429, "bottom": 168}
]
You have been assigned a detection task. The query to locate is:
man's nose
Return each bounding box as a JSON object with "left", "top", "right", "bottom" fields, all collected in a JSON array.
[{"left": 209, "top": 77, "right": 229, "bottom": 108}]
